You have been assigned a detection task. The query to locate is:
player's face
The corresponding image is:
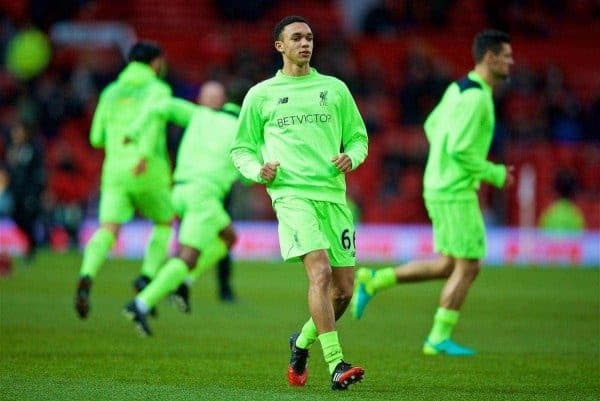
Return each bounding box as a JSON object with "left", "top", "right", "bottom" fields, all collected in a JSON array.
[
  {"left": 489, "top": 43, "right": 514, "bottom": 81},
  {"left": 276, "top": 22, "right": 313, "bottom": 66}
]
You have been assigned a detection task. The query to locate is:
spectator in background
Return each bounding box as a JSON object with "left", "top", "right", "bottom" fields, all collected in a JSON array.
[
  {"left": 501, "top": 64, "right": 545, "bottom": 141},
  {"left": 6, "top": 120, "right": 45, "bottom": 263},
  {"left": 483, "top": 0, "right": 551, "bottom": 37},
  {"left": 0, "top": 163, "right": 13, "bottom": 276},
  {"left": 0, "top": 164, "right": 13, "bottom": 216},
  {"left": 399, "top": 46, "right": 451, "bottom": 125},
  {"left": 539, "top": 169, "right": 585, "bottom": 232},
  {"left": 213, "top": 0, "right": 276, "bottom": 22},
  {"left": 46, "top": 133, "right": 91, "bottom": 249},
  {"left": 312, "top": 38, "right": 362, "bottom": 94},
  {"left": 585, "top": 95, "right": 600, "bottom": 142},
  {"left": 543, "top": 65, "right": 583, "bottom": 142},
  {"left": 361, "top": 0, "right": 411, "bottom": 36}
]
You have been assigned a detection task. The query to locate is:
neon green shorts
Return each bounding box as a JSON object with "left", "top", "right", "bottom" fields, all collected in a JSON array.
[
  {"left": 172, "top": 183, "right": 230, "bottom": 250},
  {"left": 425, "top": 197, "right": 486, "bottom": 259},
  {"left": 272, "top": 197, "right": 355, "bottom": 267},
  {"left": 98, "top": 184, "right": 174, "bottom": 224}
]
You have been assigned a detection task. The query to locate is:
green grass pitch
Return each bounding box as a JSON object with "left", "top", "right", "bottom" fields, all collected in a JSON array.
[{"left": 1, "top": 251, "right": 598, "bottom": 400}]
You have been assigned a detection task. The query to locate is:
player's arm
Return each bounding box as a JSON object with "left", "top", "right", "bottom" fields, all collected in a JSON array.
[
  {"left": 134, "top": 88, "right": 185, "bottom": 160},
  {"left": 230, "top": 90, "right": 268, "bottom": 183},
  {"left": 129, "top": 97, "right": 195, "bottom": 142},
  {"left": 336, "top": 83, "right": 368, "bottom": 173},
  {"left": 151, "top": 97, "right": 196, "bottom": 127},
  {"left": 446, "top": 91, "right": 506, "bottom": 187},
  {"left": 89, "top": 91, "right": 108, "bottom": 148}
]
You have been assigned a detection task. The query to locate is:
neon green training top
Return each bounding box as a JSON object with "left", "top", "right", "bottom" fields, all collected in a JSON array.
[
  {"left": 136, "top": 98, "right": 241, "bottom": 200},
  {"left": 423, "top": 71, "right": 506, "bottom": 201},
  {"left": 90, "top": 62, "right": 172, "bottom": 190},
  {"left": 230, "top": 68, "right": 368, "bottom": 204}
]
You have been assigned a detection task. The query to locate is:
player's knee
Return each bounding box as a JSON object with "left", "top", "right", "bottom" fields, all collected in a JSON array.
[
  {"left": 310, "top": 264, "right": 332, "bottom": 290},
  {"left": 458, "top": 260, "right": 481, "bottom": 281},
  {"left": 178, "top": 247, "right": 200, "bottom": 270},
  {"left": 224, "top": 231, "right": 237, "bottom": 249},
  {"left": 467, "top": 261, "right": 481, "bottom": 278},
  {"left": 436, "top": 256, "right": 455, "bottom": 278},
  {"left": 219, "top": 227, "right": 237, "bottom": 249},
  {"left": 332, "top": 285, "right": 353, "bottom": 306},
  {"left": 100, "top": 222, "right": 120, "bottom": 238}
]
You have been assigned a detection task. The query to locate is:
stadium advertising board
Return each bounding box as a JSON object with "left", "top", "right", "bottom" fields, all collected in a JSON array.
[{"left": 0, "top": 219, "right": 597, "bottom": 267}]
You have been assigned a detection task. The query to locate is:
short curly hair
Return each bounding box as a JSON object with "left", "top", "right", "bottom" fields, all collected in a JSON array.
[{"left": 273, "top": 15, "right": 310, "bottom": 42}]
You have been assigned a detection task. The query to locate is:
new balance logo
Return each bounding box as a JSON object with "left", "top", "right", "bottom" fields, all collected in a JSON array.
[{"left": 278, "top": 97, "right": 289, "bottom": 104}]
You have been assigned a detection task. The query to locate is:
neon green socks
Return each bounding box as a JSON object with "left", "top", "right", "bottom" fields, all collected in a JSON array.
[
  {"left": 187, "top": 238, "right": 228, "bottom": 283},
  {"left": 140, "top": 224, "right": 172, "bottom": 279},
  {"left": 428, "top": 307, "right": 460, "bottom": 344},
  {"left": 370, "top": 267, "right": 397, "bottom": 293},
  {"left": 137, "top": 258, "right": 188, "bottom": 308},
  {"left": 319, "top": 331, "right": 344, "bottom": 374},
  {"left": 80, "top": 228, "right": 115, "bottom": 278},
  {"left": 296, "top": 318, "right": 318, "bottom": 349}
]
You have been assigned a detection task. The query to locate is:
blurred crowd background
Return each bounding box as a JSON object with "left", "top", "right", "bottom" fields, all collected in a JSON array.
[{"left": 0, "top": 0, "right": 599, "bottom": 254}]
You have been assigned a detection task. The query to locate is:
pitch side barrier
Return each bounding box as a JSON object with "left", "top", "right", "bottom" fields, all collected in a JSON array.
[{"left": 0, "top": 219, "right": 598, "bottom": 267}]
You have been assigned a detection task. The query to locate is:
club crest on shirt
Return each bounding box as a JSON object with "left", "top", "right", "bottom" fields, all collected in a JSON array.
[{"left": 319, "top": 90, "right": 328, "bottom": 106}]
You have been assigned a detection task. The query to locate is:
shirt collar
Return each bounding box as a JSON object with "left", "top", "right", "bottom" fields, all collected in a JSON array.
[{"left": 468, "top": 70, "right": 492, "bottom": 93}]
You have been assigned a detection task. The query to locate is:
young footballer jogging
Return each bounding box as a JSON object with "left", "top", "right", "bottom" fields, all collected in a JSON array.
[
  {"left": 230, "top": 16, "right": 368, "bottom": 391},
  {"left": 75, "top": 42, "right": 174, "bottom": 319},
  {"left": 352, "top": 30, "right": 516, "bottom": 356}
]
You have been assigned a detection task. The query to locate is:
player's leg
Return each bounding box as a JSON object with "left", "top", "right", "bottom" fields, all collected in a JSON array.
[
  {"left": 216, "top": 191, "right": 235, "bottom": 301},
  {"left": 423, "top": 199, "right": 485, "bottom": 356},
  {"left": 318, "top": 200, "right": 358, "bottom": 320},
  {"left": 352, "top": 255, "right": 454, "bottom": 319},
  {"left": 172, "top": 198, "right": 234, "bottom": 312},
  {"left": 352, "top": 197, "right": 455, "bottom": 319},
  {"left": 124, "top": 244, "right": 198, "bottom": 336},
  {"left": 75, "top": 186, "right": 131, "bottom": 319},
  {"left": 171, "top": 226, "right": 233, "bottom": 313},
  {"left": 124, "top": 186, "right": 204, "bottom": 334},
  {"left": 135, "top": 223, "right": 173, "bottom": 285},
  {"left": 273, "top": 197, "right": 328, "bottom": 386},
  {"left": 187, "top": 225, "right": 234, "bottom": 282},
  {"left": 132, "top": 187, "right": 174, "bottom": 292},
  {"left": 79, "top": 222, "right": 121, "bottom": 280},
  {"left": 302, "top": 250, "right": 344, "bottom": 373},
  {"left": 330, "top": 268, "right": 354, "bottom": 317},
  {"left": 75, "top": 222, "right": 120, "bottom": 319},
  {"left": 282, "top": 198, "right": 362, "bottom": 389},
  {"left": 423, "top": 257, "right": 480, "bottom": 355},
  {"left": 136, "top": 245, "right": 198, "bottom": 312},
  {"left": 293, "top": 266, "right": 353, "bottom": 355},
  {"left": 322, "top": 201, "right": 364, "bottom": 390},
  {"left": 216, "top": 253, "right": 234, "bottom": 301}
]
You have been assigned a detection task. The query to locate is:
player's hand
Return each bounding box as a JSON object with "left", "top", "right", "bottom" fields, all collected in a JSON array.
[
  {"left": 133, "top": 158, "right": 147, "bottom": 176},
  {"left": 260, "top": 162, "right": 280, "bottom": 182},
  {"left": 503, "top": 165, "right": 516, "bottom": 188},
  {"left": 332, "top": 153, "right": 352, "bottom": 173}
]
